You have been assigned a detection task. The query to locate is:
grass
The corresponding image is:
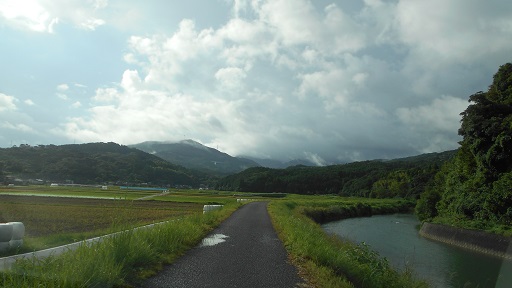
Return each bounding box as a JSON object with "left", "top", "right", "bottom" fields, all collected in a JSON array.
[
  {"left": 0, "top": 194, "right": 204, "bottom": 255},
  {"left": 268, "top": 198, "right": 429, "bottom": 288},
  {"left": 1, "top": 200, "right": 241, "bottom": 287}
]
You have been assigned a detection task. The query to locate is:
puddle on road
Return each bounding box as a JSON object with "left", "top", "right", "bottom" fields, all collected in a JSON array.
[{"left": 200, "top": 234, "right": 229, "bottom": 247}]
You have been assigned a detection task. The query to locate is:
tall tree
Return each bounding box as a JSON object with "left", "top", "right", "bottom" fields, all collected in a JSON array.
[{"left": 418, "top": 63, "right": 512, "bottom": 227}]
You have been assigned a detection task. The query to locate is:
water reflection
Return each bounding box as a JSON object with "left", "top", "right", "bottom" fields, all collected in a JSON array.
[
  {"left": 200, "top": 233, "right": 229, "bottom": 247},
  {"left": 322, "top": 214, "right": 512, "bottom": 288}
]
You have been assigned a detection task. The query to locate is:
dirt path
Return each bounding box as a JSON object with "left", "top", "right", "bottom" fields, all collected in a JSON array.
[{"left": 140, "top": 201, "right": 305, "bottom": 288}]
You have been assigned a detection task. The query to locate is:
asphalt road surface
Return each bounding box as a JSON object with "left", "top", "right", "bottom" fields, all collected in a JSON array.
[{"left": 140, "top": 201, "right": 305, "bottom": 288}]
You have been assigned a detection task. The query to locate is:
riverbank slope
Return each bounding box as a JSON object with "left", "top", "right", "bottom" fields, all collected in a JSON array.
[{"left": 420, "top": 222, "right": 512, "bottom": 260}]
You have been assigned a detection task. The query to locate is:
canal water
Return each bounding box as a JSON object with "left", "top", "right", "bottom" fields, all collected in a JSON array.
[{"left": 322, "top": 214, "right": 512, "bottom": 288}]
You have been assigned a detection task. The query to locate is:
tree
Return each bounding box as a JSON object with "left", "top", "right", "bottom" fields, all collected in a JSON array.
[{"left": 423, "top": 63, "right": 512, "bottom": 227}]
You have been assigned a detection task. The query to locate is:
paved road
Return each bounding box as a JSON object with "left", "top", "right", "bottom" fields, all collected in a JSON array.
[{"left": 140, "top": 201, "right": 305, "bottom": 288}]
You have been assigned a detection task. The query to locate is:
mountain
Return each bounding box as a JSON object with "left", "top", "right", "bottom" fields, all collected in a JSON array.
[
  {"left": 130, "top": 140, "right": 260, "bottom": 176},
  {"left": 0, "top": 142, "right": 204, "bottom": 186}
]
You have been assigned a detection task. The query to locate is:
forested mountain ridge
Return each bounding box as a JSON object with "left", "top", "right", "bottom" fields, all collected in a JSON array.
[
  {"left": 416, "top": 63, "right": 512, "bottom": 232},
  {"left": 130, "top": 140, "right": 260, "bottom": 176},
  {"left": 215, "top": 150, "right": 457, "bottom": 198},
  {"left": 0, "top": 142, "right": 204, "bottom": 186}
]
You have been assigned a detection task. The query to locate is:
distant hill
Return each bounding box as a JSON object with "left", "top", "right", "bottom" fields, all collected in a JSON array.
[
  {"left": 216, "top": 150, "right": 458, "bottom": 198},
  {"left": 0, "top": 142, "right": 204, "bottom": 186},
  {"left": 130, "top": 140, "right": 260, "bottom": 176},
  {"left": 244, "top": 157, "right": 317, "bottom": 169}
]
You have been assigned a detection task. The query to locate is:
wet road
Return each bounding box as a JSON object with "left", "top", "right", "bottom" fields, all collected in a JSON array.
[{"left": 140, "top": 201, "right": 304, "bottom": 288}]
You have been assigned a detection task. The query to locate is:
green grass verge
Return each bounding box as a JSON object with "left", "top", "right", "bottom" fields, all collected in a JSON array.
[
  {"left": 268, "top": 199, "right": 429, "bottom": 288},
  {"left": 0, "top": 202, "right": 241, "bottom": 287}
]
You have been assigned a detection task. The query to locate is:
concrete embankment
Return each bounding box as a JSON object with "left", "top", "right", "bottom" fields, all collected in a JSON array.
[{"left": 420, "top": 222, "right": 512, "bottom": 260}]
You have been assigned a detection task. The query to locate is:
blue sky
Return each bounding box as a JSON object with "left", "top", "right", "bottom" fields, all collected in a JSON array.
[{"left": 1, "top": 0, "right": 511, "bottom": 164}]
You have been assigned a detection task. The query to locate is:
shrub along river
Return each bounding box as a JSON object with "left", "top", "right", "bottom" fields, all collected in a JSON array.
[{"left": 322, "top": 214, "right": 512, "bottom": 288}]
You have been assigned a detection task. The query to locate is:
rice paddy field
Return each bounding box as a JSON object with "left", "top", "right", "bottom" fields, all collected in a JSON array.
[{"left": 0, "top": 185, "right": 238, "bottom": 255}]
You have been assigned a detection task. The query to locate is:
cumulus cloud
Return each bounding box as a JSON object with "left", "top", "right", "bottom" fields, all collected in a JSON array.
[
  {"left": 60, "top": 87, "right": 244, "bottom": 147},
  {"left": 0, "top": 0, "right": 107, "bottom": 33},
  {"left": 396, "top": 96, "right": 469, "bottom": 133},
  {"left": 0, "top": 0, "right": 54, "bottom": 32},
  {"left": 215, "top": 67, "right": 247, "bottom": 92},
  {"left": 395, "top": 96, "right": 470, "bottom": 153},
  {"left": 0, "top": 93, "right": 18, "bottom": 111},
  {"left": 396, "top": 1, "right": 512, "bottom": 64},
  {"left": 58, "top": 0, "right": 510, "bottom": 162}
]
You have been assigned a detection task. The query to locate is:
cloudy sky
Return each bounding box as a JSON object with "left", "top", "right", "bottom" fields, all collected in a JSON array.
[{"left": 1, "top": 0, "right": 511, "bottom": 164}]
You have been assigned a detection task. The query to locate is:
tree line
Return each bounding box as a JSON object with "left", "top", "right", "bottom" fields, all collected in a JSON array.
[{"left": 215, "top": 151, "right": 456, "bottom": 199}]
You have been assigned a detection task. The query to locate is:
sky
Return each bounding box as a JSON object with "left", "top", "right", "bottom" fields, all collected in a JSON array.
[{"left": 1, "top": 0, "right": 511, "bottom": 164}]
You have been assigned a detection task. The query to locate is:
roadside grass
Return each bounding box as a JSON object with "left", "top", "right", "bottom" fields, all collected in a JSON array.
[
  {"left": 0, "top": 201, "right": 241, "bottom": 287},
  {"left": 268, "top": 199, "right": 429, "bottom": 288}
]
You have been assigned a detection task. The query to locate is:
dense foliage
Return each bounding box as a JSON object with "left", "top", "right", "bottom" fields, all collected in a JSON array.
[
  {"left": 0, "top": 142, "right": 204, "bottom": 186},
  {"left": 216, "top": 151, "right": 455, "bottom": 199},
  {"left": 416, "top": 63, "right": 512, "bottom": 230}
]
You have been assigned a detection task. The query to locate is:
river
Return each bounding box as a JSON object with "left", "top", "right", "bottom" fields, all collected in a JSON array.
[{"left": 322, "top": 214, "right": 512, "bottom": 288}]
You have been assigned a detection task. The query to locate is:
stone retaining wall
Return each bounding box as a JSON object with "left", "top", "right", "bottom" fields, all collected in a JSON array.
[{"left": 420, "top": 222, "right": 512, "bottom": 260}]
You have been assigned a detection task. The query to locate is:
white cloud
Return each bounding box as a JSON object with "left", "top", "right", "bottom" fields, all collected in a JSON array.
[
  {"left": 71, "top": 101, "right": 82, "bottom": 108},
  {"left": 93, "top": 87, "right": 119, "bottom": 103},
  {"left": 57, "top": 83, "right": 69, "bottom": 91},
  {"left": 395, "top": 0, "right": 512, "bottom": 65},
  {"left": 52, "top": 0, "right": 511, "bottom": 162},
  {"left": 56, "top": 93, "right": 68, "bottom": 100},
  {"left": 396, "top": 95, "right": 469, "bottom": 133},
  {"left": 74, "top": 83, "right": 87, "bottom": 88},
  {"left": 80, "top": 17, "right": 105, "bottom": 31},
  {"left": 60, "top": 88, "right": 246, "bottom": 149},
  {"left": 0, "top": 0, "right": 107, "bottom": 33},
  {"left": 1, "top": 121, "right": 34, "bottom": 133},
  {"left": 303, "top": 152, "right": 327, "bottom": 166},
  {"left": 0, "top": 0, "right": 55, "bottom": 32},
  {"left": 215, "top": 67, "right": 247, "bottom": 91},
  {"left": 0, "top": 93, "right": 18, "bottom": 111},
  {"left": 395, "top": 95, "right": 470, "bottom": 153},
  {"left": 121, "top": 69, "right": 142, "bottom": 92},
  {"left": 24, "top": 99, "right": 35, "bottom": 106}
]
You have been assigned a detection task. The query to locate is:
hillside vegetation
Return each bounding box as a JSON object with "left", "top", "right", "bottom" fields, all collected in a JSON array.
[
  {"left": 416, "top": 63, "right": 512, "bottom": 234},
  {"left": 0, "top": 142, "right": 203, "bottom": 186},
  {"left": 215, "top": 150, "right": 456, "bottom": 199},
  {"left": 130, "top": 140, "right": 259, "bottom": 176}
]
